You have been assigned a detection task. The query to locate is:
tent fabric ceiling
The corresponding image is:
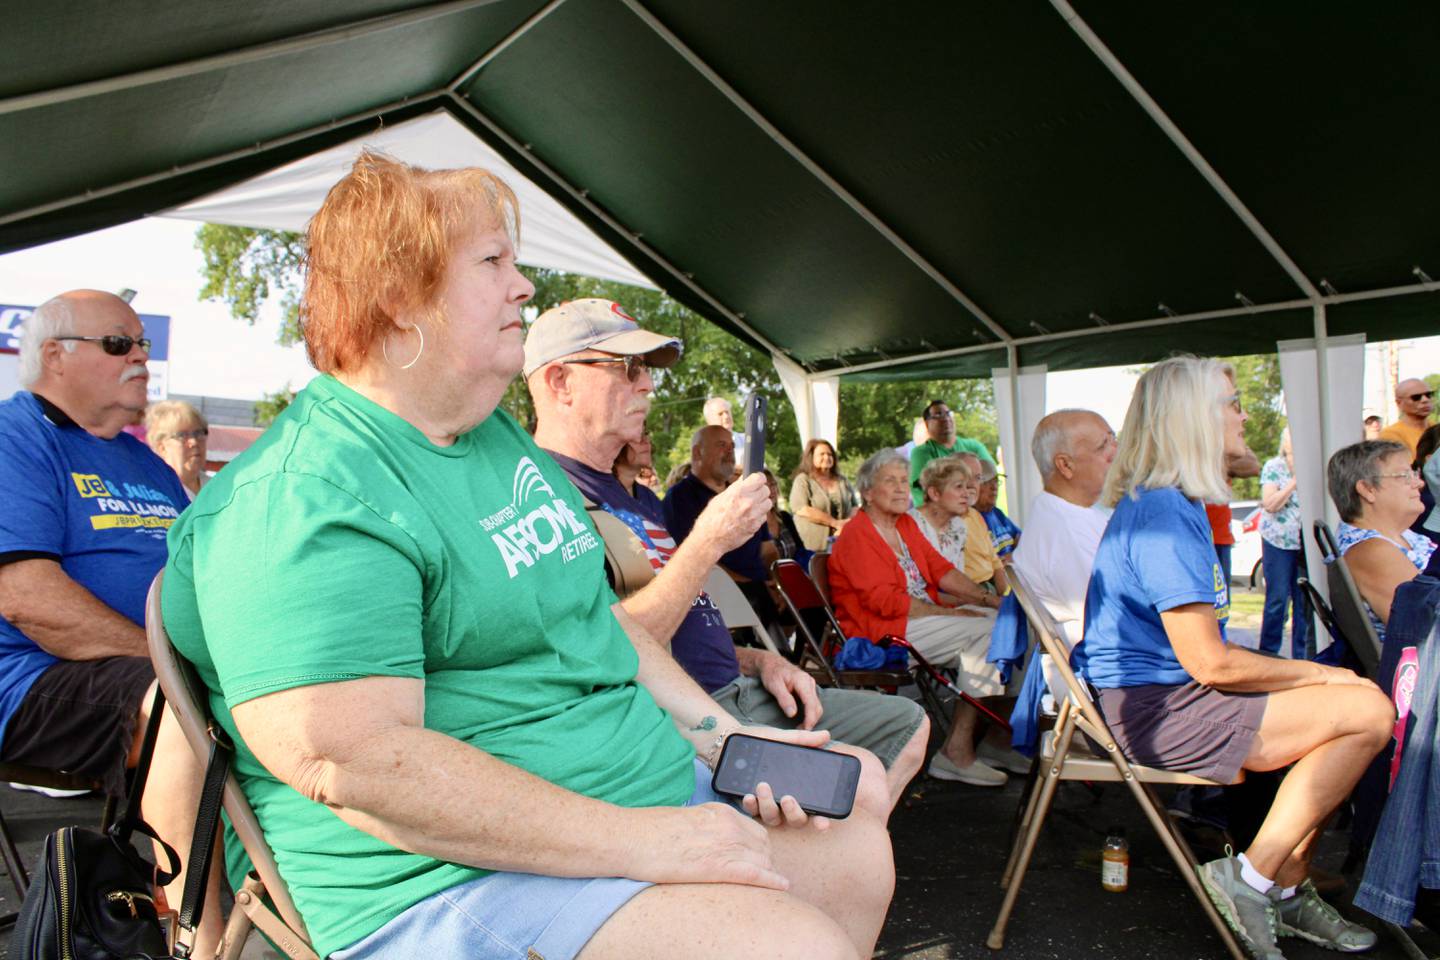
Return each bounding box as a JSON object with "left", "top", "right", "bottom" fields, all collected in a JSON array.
[{"left": 3, "top": 1, "right": 1438, "bottom": 380}]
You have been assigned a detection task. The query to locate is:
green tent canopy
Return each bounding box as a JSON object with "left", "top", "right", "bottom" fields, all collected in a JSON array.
[{"left": 3, "top": 0, "right": 1438, "bottom": 378}]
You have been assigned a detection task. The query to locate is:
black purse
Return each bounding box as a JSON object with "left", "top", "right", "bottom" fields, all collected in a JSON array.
[{"left": 11, "top": 688, "right": 231, "bottom": 960}]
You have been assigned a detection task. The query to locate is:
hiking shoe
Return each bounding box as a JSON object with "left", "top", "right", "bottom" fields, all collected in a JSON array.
[
  {"left": 927, "top": 752, "right": 1007, "bottom": 786},
  {"left": 1276, "top": 880, "right": 1377, "bottom": 953},
  {"left": 1197, "top": 855, "right": 1284, "bottom": 960}
]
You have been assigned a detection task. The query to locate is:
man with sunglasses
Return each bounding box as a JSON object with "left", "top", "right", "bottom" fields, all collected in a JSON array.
[
  {"left": 526, "top": 299, "right": 927, "bottom": 816},
  {"left": 1379, "top": 378, "right": 1436, "bottom": 459},
  {"left": 0, "top": 289, "right": 223, "bottom": 951}
]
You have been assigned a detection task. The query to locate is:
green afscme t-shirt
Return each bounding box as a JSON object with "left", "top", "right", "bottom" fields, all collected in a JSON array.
[
  {"left": 162, "top": 375, "right": 694, "bottom": 957},
  {"left": 909, "top": 437, "right": 994, "bottom": 506}
]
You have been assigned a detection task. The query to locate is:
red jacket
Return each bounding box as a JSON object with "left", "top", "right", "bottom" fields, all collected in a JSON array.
[{"left": 829, "top": 510, "right": 956, "bottom": 643}]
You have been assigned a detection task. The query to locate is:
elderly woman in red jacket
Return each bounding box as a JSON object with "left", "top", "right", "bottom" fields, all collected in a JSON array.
[{"left": 830, "top": 449, "right": 1020, "bottom": 786}]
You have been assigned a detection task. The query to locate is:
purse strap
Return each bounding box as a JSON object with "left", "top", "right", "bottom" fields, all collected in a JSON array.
[
  {"left": 109, "top": 686, "right": 181, "bottom": 887},
  {"left": 172, "top": 722, "right": 233, "bottom": 957}
]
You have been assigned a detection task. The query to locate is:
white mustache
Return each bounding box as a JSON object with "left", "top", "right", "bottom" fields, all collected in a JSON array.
[{"left": 119, "top": 365, "right": 148, "bottom": 385}]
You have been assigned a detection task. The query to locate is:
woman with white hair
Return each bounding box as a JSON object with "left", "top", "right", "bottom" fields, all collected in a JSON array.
[
  {"left": 144, "top": 399, "right": 209, "bottom": 499},
  {"left": 829, "top": 449, "right": 1014, "bottom": 786},
  {"left": 1083, "top": 355, "right": 1390, "bottom": 959}
]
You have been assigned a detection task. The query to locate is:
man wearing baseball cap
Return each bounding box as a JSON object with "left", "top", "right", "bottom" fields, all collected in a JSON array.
[{"left": 527, "top": 299, "right": 928, "bottom": 814}]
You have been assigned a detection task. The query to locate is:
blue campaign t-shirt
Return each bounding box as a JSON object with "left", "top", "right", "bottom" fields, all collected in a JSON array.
[
  {"left": 664, "top": 473, "right": 771, "bottom": 583},
  {"left": 1081, "top": 485, "right": 1230, "bottom": 689},
  {"left": 0, "top": 392, "right": 187, "bottom": 744},
  {"left": 547, "top": 451, "right": 742, "bottom": 693},
  {"left": 981, "top": 506, "right": 1021, "bottom": 558}
]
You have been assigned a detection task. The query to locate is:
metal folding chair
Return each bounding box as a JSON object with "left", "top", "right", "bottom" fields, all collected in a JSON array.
[
  {"left": 144, "top": 572, "right": 318, "bottom": 960},
  {"left": 988, "top": 569, "right": 1245, "bottom": 960},
  {"left": 1314, "top": 520, "right": 1381, "bottom": 677}
]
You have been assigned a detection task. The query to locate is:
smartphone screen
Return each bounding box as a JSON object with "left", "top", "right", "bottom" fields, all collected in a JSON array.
[
  {"left": 712, "top": 734, "right": 860, "bottom": 819},
  {"left": 742, "top": 393, "right": 766, "bottom": 478}
]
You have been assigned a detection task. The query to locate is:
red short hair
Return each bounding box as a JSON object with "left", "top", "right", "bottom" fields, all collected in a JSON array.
[{"left": 301, "top": 150, "right": 520, "bottom": 374}]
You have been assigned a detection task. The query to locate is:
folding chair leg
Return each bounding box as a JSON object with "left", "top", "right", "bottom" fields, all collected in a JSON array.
[
  {"left": 219, "top": 898, "right": 256, "bottom": 960},
  {"left": 0, "top": 805, "right": 28, "bottom": 902},
  {"left": 915, "top": 680, "right": 952, "bottom": 741},
  {"left": 1124, "top": 777, "right": 1246, "bottom": 960},
  {"left": 1000, "top": 760, "right": 1046, "bottom": 891},
  {"left": 986, "top": 758, "right": 1064, "bottom": 950}
]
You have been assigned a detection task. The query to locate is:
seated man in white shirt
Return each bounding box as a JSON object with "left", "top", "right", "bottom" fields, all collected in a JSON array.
[{"left": 1010, "top": 409, "right": 1117, "bottom": 700}]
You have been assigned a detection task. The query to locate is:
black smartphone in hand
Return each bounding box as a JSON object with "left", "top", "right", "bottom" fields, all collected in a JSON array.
[
  {"left": 742, "top": 392, "right": 766, "bottom": 478},
  {"left": 712, "top": 733, "right": 860, "bottom": 819}
]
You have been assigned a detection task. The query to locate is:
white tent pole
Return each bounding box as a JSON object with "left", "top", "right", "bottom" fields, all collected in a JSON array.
[
  {"left": 448, "top": 93, "right": 789, "bottom": 360},
  {"left": 1314, "top": 303, "right": 1332, "bottom": 470},
  {"left": 0, "top": 0, "right": 502, "bottom": 117},
  {"left": 617, "top": 0, "right": 1012, "bottom": 345},
  {"left": 1050, "top": 0, "right": 1321, "bottom": 302},
  {"left": 1005, "top": 342, "right": 1025, "bottom": 516},
  {"left": 447, "top": 0, "right": 568, "bottom": 91}
]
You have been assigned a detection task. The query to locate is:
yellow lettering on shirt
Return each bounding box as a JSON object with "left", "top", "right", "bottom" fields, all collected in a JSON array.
[
  {"left": 71, "top": 473, "right": 113, "bottom": 498},
  {"left": 90, "top": 514, "right": 174, "bottom": 530}
]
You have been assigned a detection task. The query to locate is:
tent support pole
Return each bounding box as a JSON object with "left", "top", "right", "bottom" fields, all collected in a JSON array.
[
  {"left": 1049, "top": 0, "right": 1321, "bottom": 303},
  {"left": 446, "top": 93, "right": 788, "bottom": 359},
  {"left": 447, "top": 0, "right": 568, "bottom": 91},
  {"left": 1314, "top": 304, "right": 1332, "bottom": 466},
  {"left": 830, "top": 278, "right": 1440, "bottom": 377},
  {"left": 616, "top": 0, "right": 1012, "bottom": 345},
  {"left": 1005, "top": 343, "right": 1024, "bottom": 515}
]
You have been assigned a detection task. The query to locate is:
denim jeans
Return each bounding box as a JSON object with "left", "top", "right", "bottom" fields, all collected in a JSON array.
[
  {"left": 1259, "top": 541, "right": 1309, "bottom": 657},
  {"left": 1355, "top": 576, "right": 1440, "bottom": 925}
]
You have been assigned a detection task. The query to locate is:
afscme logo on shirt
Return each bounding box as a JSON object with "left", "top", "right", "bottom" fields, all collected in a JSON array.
[{"left": 480, "top": 457, "right": 599, "bottom": 578}]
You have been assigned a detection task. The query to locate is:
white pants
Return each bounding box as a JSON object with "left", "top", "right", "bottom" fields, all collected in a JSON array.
[{"left": 906, "top": 610, "right": 1004, "bottom": 698}]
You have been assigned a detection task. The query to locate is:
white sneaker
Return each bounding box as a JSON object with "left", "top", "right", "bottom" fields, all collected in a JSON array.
[
  {"left": 978, "top": 741, "right": 1033, "bottom": 775},
  {"left": 10, "top": 782, "right": 91, "bottom": 798},
  {"left": 927, "top": 752, "right": 1008, "bottom": 786}
]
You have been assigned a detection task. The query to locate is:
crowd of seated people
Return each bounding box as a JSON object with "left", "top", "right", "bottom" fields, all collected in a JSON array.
[{"left": 11, "top": 152, "right": 1426, "bottom": 960}]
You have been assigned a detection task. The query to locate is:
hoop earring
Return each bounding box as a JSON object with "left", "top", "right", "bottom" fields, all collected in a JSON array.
[{"left": 382, "top": 325, "right": 424, "bottom": 370}]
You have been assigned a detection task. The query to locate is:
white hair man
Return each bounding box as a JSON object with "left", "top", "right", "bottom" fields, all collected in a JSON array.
[
  {"left": 703, "top": 395, "right": 746, "bottom": 465},
  {"left": 1010, "top": 409, "right": 1117, "bottom": 705},
  {"left": 0, "top": 290, "right": 222, "bottom": 955},
  {"left": 526, "top": 299, "right": 928, "bottom": 815}
]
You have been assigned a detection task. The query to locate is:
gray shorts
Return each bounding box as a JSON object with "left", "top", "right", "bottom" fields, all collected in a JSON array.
[
  {"left": 1096, "top": 681, "right": 1268, "bottom": 784},
  {"left": 710, "top": 674, "right": 926, "bottom": 769}
]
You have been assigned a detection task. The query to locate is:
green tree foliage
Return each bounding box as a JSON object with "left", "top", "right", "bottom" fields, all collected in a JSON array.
[
  {"left": 196, "top": 224, "right": 306, "bottom": 344},
  {"left": 253, "top": 385, "right": 298, "bottom": 426},
  {"left": 1220, "top": 353, "right": 1285, "bottom": 499},
  {"left": 193, "top": 225, "right": 800, "bottom": 479},
  {"left": 835, "top": 380, "right": 997, "bottom": 477}
]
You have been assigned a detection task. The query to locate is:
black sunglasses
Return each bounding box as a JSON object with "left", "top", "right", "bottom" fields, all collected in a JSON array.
[
  {"left": 1406, "top": 390, "right": 1435, "bottom": 402},
  {"left": 53, "top": 334, "right": 151, "bottom": 356},
  {"left": 561, "top": 355, "right": 648, "bottom": 382}
]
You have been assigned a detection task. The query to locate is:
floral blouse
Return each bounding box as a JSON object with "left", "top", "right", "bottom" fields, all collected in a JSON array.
[
  {"left": 1259, "top": 456, "right": 1301, "bottom": 550},
  {"left": 1334, "top": 521, "right": 1435, "bottom": 639},
  {"left": 908, "top": 508, "right": 968, "bottom": 572}
]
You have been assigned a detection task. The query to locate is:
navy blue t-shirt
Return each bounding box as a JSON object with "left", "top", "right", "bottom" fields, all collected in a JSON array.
[
  {"left": 1081, "top": 485, "right": 1230, "bottom": 689},
  {"left": 664, "top": 473, "right": 771, "bottom": 582},
  {"left": 545, "top": 451, "right": 741, "bottom": 693},
  {"left": 0, "top": 392, "right": 188, "bottom": 744}
]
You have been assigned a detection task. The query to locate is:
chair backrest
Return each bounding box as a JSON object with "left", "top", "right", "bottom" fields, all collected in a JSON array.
[
  {"left": 583, "top": 501, "right": 656, "bottom": 598},
  {"left": 143, "top": 572, "right": 311, "bottom": 943},
  {"left": 809, "top": 552, "right": 834, "bottom": 606},
  {"left": 772, "top": 559, "right": 844, "bottom": 672},
  {"left": 1314, "top": 520, "right": 1381, "bottom": 675},
  {"left": 702, "top": 567, "right": 762, "bottom": 631}
]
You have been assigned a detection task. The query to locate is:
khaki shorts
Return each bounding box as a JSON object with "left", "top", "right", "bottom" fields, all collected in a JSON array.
[
  {"left": 906, "top": 611, "right": 1005, "bottom": 698},
  {"left": 710, "top": 675, "right": 926, "bottom": 769}
]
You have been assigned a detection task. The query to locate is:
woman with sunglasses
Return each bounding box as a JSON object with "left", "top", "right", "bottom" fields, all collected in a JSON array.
[
  {"left": 1083, "top": 356, "right": 1389, "bottom": 959},
  {"left": 1327, "top": 440, "right": 1434, "bottom": 642},
  {"left": 144, "top": 399, "right": 209, "bottom": 499}
]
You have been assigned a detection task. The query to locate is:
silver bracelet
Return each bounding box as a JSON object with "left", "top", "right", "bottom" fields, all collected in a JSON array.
[{"left": 698, "top": 733, "right": 727, "bottom": 769}]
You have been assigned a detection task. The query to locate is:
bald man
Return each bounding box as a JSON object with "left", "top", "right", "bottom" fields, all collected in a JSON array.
[
  {"left": 0, "top": 290, "right": 220, "bottom": 953},
  {"left": 1379, "top": 377, "right": 1436, "bottom": 457}
]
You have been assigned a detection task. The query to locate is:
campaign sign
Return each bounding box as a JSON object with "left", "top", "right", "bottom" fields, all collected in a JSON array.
[{"left": 0, "top": 303, "right": 170, "bottom": 361}]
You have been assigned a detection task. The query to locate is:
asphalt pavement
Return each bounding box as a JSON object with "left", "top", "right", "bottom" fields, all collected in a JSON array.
[{"left": 1, "top": 770, "right": 1435, "bottom": 959}]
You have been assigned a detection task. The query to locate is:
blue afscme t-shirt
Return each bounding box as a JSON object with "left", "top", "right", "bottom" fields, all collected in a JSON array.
[
  {"left": 1081, "top": 485, "right": 1230, "bottom": 689},
  {"left": 0, "top": 392, "right": 187, "bottom": 744}
]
